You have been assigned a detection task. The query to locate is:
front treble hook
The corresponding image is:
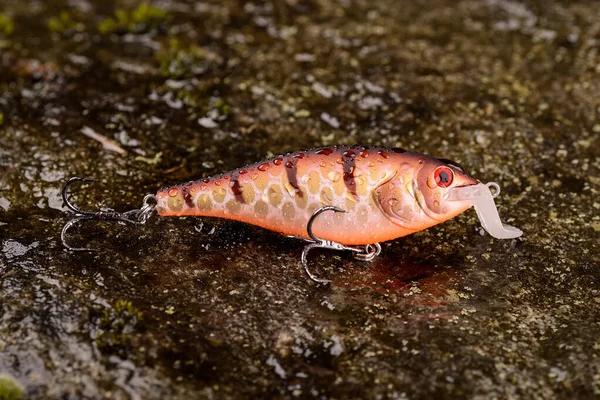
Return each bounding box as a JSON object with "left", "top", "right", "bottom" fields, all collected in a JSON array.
[
  {"left": 61, "top": 177, "right": 157, "bottom": 252},
  {"left": 301, "top": 206, "right": 382, "bottom": 284}
]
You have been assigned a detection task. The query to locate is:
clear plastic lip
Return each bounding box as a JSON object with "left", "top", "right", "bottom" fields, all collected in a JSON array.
[{"left": 447, "top": 182, "right": 523, "bottom": 239}]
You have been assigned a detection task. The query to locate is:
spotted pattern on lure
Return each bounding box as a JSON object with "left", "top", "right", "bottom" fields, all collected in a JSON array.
[{"left": 155, "top": 146, "right": 522, "bottom": 245}]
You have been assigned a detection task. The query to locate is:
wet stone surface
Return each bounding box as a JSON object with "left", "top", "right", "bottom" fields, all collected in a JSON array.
[{"left": 1, "top": 0, "right": 599, "bottom": 399}]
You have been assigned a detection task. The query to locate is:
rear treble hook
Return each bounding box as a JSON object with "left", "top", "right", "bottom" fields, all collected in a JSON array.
[{"left": 61, "top": 177, "right": 157, "bottom": 252}]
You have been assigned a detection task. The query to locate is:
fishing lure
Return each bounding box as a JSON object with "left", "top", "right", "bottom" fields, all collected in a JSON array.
[{"left": 61, "top": 146, "right": 522, "bottom": 283}]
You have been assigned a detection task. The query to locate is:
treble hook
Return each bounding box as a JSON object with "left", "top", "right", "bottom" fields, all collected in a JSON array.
[
  {"left": 61, "top": 177, "right": 157, "bottom": 252},
  {"left": 301, "top": 206, "right": 382, "bottom": 284}
]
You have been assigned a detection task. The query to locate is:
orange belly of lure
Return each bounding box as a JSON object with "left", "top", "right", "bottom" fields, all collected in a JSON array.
[{"left": 155, "top": 146, "right": 480, "bottom": 246}]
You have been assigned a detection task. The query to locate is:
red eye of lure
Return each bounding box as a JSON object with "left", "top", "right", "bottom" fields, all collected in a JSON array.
[
  {"left": 434, "top": 166, "right": 453, "bottom": 187},
  {"left": 61, "top": 146, "right": 522, "bottom": 284}
]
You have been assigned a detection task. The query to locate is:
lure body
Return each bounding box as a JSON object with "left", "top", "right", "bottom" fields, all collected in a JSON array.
[{"left": 155, "top": 146, "right": 480, "bottom": 245}]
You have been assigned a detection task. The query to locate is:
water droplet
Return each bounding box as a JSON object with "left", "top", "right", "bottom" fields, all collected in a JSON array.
[
  {"left": 418, "top": 157, "right": 425, "bottom": 164},
  {"left": 336, "top": 157, "right": 344, "bottom": 165},
  {"left": 168, "top": 188, "right": 179, "bottom": 197},
  {"left": 393, "top": 148, "right": 406, "bottom": 153},
  {"left": 319, "top": 161, "right": 326, "bottom": 167},
  {"left": 367, "top": 161, "right": 376, "bottom": 167},
  {"left": 239, "top": 169, "right": 248, "bottom": 174},
  {"left": 328, "top": 171, "right": 341, "bottom": 182},
  {"left": 215, "top": 180, "right": 221, "bottom": 186},
  {"left": 433, "top": 200, "right": 440, "bottom": 207},
  {"left": 200, "top": 185, "right": 207, "bottom": 191},
  {"left": 273, "top": 157, "right": 283, "bottom": 165},
  {"left": 285, "top": 161, "right": 294, "bottom": 168},
  {"left": 343, "top": 150, "right": 355, "bottom": 157},
  {"left": 321, "top": 189, "right": 333, "bottom": 202},
  {"left": 387, "top": 198, "right": 399, "bottom": 206},
  {"left": 316, "top": 148, "right": 333, "bottom": 156},
  {"left": 378, "top": 150, "right": 390, "bottom": 159},
  {"left": 360, "top": 150, "right": 369, "bottom": 158},
  {"left": 258, "top": 163, "right": 270, "bottom": 171},
  {"left": 294, "top": 153, "right": 305, "bottom": 159},
  {"left": 203, "top": 178, "right": 210, "bottom": 183}
]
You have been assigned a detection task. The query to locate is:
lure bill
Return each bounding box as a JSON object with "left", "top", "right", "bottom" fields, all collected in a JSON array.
[
  {"left": 446, "top": 182, "right": 522, "bottom": 239},
  {"left": 62, "top": 146, "right": 522, "bottom": 283}
]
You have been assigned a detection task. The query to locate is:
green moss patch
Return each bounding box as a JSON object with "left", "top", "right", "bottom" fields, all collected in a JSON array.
[
  {"left": 48, "top": 11, "right": 83, "bottom": 34},
  {"left": 96, "top": 299, "right": 144, "bottom": 356},
  {"left": 0, "top": 375, "right": 24, "bottom": 400},
  {"left": 0, "top": 14, "right": 14, "bottom": 35},
  {"left": 156, "top": 39, "right": 224, "bottom": 80},
  {"left": 98, "top": 3, "right": 167, "bottom": 35}
]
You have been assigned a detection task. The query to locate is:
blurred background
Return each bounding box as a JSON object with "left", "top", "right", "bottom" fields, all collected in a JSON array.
[{"left": 0, "top": 0, "right": 599, "bottom": 399}]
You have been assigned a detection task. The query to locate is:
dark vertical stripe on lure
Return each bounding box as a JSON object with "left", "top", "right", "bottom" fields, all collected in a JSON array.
[
  {"left": 285, "top": 154, "right": 303, "bottom": 197},
  {"left": 230, "top": 171, "right": 246, "bottom": 203},
  {"left": 181, "top": 183, "right": 195, "bottom": 208},
  {"left": 342, "top": 149, "right": 357, "bottom": 196}
]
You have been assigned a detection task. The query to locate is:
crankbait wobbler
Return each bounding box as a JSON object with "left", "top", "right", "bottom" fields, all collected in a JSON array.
[{"left": 61, "top": 146, "right": 522, "bottom": 283}]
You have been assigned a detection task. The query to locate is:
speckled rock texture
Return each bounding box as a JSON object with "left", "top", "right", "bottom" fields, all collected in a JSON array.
[{"left": 0, "top": 0, "right": 599, "bottom": 399}]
